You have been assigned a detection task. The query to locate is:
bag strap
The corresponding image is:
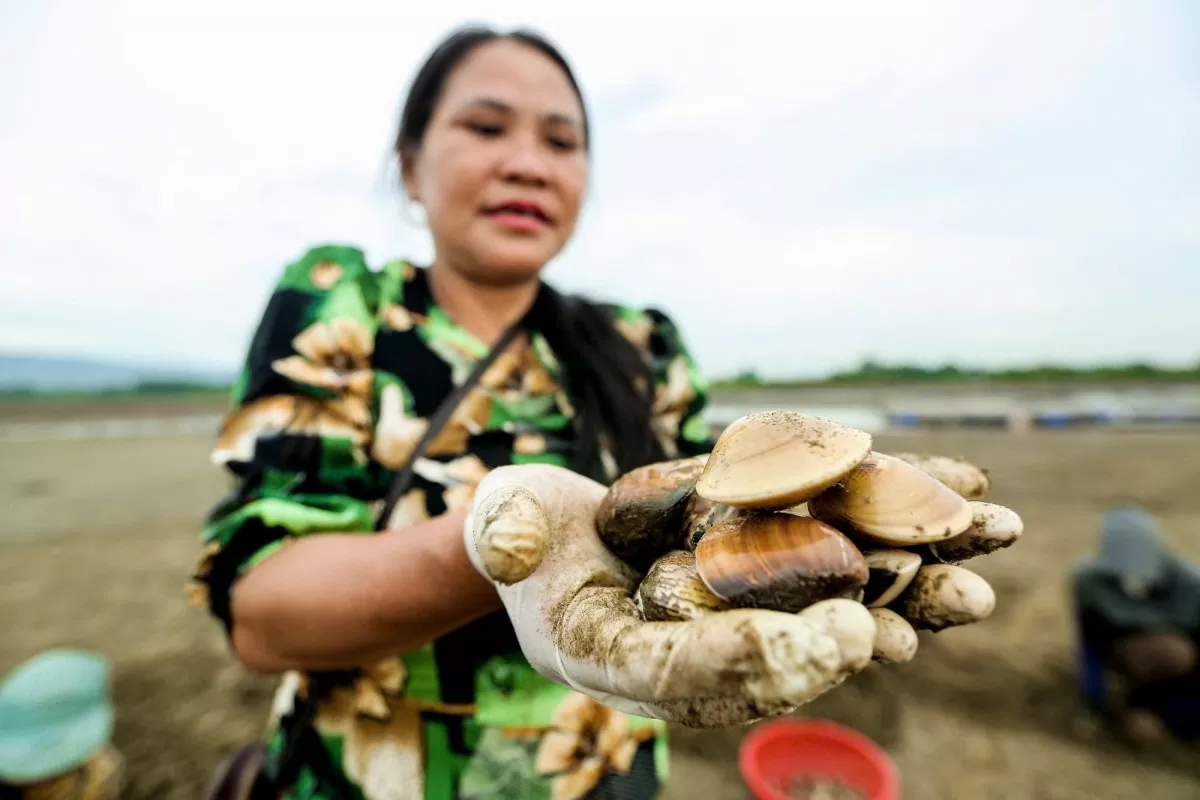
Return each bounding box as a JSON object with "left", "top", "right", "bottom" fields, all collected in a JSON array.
[
  {"left": 258, "top": 318, "right": 527, "bottom": 797},
  {"left": 373, "top": 318, "right": 526, "bottom": 530}
]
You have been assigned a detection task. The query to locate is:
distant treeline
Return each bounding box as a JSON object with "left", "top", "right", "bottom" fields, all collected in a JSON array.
[
  {"left": 0, "top": 381, "right": 230, "bottom": 401},
  {"left": 3, "top": 360, "right": 1199, "bottom": 401},
  {"left": 711, "top": 359, "right": 1200, "bottom": 389}
]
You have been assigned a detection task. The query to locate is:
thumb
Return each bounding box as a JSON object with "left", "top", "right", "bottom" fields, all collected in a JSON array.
[{"left": 466, "top": 463, "right": 605, "bottom": 585}]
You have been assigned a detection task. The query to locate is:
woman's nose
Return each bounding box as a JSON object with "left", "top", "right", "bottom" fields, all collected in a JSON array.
[{"left": 498, "top": 137, "right": 553, "bottom": 185}]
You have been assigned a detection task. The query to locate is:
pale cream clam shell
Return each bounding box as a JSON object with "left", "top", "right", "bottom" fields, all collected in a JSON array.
[
  {"left": 696, "top": 410, "right": 872, "bottom": 511},
  {"left": 807, "top": 452, "right": 974, "bottom": 546},
  {"left": 862, "top": 549, "right": 923, "bottom": 608}
]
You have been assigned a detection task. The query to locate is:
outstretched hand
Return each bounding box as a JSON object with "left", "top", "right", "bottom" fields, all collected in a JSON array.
[
  {"left": 464, "top": 463, "right": 877, "bottom": 727},
  {"left": 463, "top": 434, "right": 1020, "bottom": 728}
]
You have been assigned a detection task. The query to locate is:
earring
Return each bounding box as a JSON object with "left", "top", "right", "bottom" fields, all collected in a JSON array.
[{"left": 402, "top": 198, "right": 427, "bottom": 228}]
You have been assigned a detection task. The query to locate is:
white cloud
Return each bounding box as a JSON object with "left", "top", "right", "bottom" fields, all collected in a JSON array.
[{"left": 1, "top": 0, "right": 1196, "bottom": 378}]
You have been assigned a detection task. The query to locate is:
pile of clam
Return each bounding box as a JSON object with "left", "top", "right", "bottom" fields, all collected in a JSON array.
[{"left": 597, "top": 410, "right": 1022, "bottom": 664}]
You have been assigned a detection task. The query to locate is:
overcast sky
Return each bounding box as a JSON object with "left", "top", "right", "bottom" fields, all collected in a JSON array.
[{"left": 2, "top": 0, "right": 1197, "bottom": 379}]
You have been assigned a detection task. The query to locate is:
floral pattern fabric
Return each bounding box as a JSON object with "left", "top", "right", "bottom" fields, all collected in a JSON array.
[{"left": 186, "top": 245, "right": 714, "bottom": 800}]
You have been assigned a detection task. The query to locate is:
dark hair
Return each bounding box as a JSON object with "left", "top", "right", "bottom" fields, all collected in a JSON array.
[
  {"left": 393, "top": 24, "right": 668, "bottom": 482},
  {"left": 396, "top": 24, "right": 591, "bottom": 160}
]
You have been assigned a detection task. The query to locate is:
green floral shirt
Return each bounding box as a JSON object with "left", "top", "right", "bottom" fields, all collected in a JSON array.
[{"left": 187, "top": 245, "right": 715, "bottom": 800}]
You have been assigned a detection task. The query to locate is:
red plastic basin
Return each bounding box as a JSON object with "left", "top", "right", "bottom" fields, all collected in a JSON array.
[{"left": 738, "top": 718, "right": 900, "bottom": 800}]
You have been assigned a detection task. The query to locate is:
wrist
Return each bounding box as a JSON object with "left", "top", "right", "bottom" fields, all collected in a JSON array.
[{"left": 375, "top": 507, "right": 499, "bottom": 623}]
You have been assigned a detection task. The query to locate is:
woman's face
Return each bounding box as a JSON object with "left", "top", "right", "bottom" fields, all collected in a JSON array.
[{"left": 403, "top": 39, "right": 589, "bottom": 287}]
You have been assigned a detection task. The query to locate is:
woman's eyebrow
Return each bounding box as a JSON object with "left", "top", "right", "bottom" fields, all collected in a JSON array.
[{"left": 455, "top": 97, "right": 582, "bottom": 128}]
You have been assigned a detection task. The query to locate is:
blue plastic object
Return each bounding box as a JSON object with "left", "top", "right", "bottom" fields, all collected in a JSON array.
[{"left": 0, "top": 648, "right": 114, "bottom": 783}]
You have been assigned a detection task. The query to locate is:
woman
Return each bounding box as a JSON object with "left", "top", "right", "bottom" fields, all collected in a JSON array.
[
  {"left": 188, "top": 24, "right": 948, "bottom": 800},
  {"left": 1073, "top": 506, "right": 1200, "bottom": 746}
]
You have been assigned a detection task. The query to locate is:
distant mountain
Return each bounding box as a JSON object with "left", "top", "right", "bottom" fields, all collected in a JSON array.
[{"left": 0, "top": 353, "right": 235, "bottom": 392}]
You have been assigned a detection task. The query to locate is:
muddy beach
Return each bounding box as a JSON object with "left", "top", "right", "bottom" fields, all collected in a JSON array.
[{"left": 3, "top": 419, "right": 1199, "bottom": 799}]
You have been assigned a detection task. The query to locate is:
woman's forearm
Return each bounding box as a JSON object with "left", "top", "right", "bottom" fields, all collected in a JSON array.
[{"left": 228, "top": 510, "right": 501, "bottom": 674}]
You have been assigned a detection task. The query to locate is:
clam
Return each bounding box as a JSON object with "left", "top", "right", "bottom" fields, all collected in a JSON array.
[
  {"left": 694, "top": 513, "right": 869, "bottom": 613},
  {"left": 921, "top": 501, "right": 1023, "bottom": 565},
  {"left": 680, "top": 496, "right": 742, "bottom": 551},
  {"left": 636, "top": 550, "right": 732, "bottom": 622},
  {"left": 695, "top": 410, "right": 873, "bottom": 511},
  {"left": 889, "top": 564, "right": 996, "bottom": 632},
  {"left": 782, "top": 502, "right": 812, "bottom": 517},
  {"left": 861, "top": 549, "right": 922, "bottom": 608},
  {"left": 891, "top": 452, "right": 991, "bottom": 499},
  {"left": 595, "top": 456, "right": 706, "bottom": 569},
  {"left": 807, "top": 452, "right": 974, "bottom": 546},
  {"left": 869, "top": 608, "right": 919, "bottom": 664}
]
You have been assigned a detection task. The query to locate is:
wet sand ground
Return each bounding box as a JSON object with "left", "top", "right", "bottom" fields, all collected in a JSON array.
[{"left": 3, "top": 422, "right": 1199, "bottom": 799}]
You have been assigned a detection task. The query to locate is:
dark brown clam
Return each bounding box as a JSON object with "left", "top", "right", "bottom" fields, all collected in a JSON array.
[
  {"left": 595, "top": 456, "right": 707, "bottom": 569},
  {"left": 680, "top": 496, "right": 743, "bottom": 551},
  {"left": 861, "top": 549, "right": 922, "bottom": 608},
  {"left": 695, "top": 410, "right": 873, "bottom": 511},
  {"left": 694, "top": 512, "right": 869, "bottom": 613},
  {"left": 636, "top": 550, "right": 732, "bottom": 622},
  {"left": 808, "top": 452, "right": 974, "bottom": 546}
]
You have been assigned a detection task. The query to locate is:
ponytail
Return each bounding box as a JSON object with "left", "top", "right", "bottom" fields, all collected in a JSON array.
[{"left": 529, "top": 284, "right": 669, "bottom": 483}]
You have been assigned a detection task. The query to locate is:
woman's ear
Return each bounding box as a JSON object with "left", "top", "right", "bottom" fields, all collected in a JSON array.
[{"left": 399, "top": 148, "right": 420, "bottom": 204}]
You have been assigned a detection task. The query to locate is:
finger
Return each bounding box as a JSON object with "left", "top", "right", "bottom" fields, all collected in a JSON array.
[
  {"left": 541, "top": 682, "right": 792, "bottom": 728},
  {"left": 634, "top": 694, "right": 801, "bottom": 729},
  {"left": 887, "top": 563, "right": 996, "bottom": 632},
  {"left": 597, "top": 600, "right": 876, "bottom": 728},
  {"left": 920, "top": 501, "right": 1023, "bottom": 565},
  {"left": 467, "top": 481, "right": 550, "bottom": 584},
  {"left": 468, "top": 463, "right": 604, "bottom": 585},
  {"left": 869, "top": 608, "right": 919, "bottom": 663},
  {"left": 891, "top": 452, "right": 990, "bottom": 499},
  {"left": 564, "top": 684, "right": 801, "bottom": 728},
  {"left": 796, "top": 598, "right": 876, "bottom": 671},
  {"left": 551, "top": 587, "right": 870, "bottom": 710}
]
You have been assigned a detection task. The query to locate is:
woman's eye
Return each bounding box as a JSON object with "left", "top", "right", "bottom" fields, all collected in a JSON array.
[
  {"left": 469, "top": 122, "right": 504, "bottom": 137},
  {"left": 547, "top": 136, "right": 578, "bottom": 152}
]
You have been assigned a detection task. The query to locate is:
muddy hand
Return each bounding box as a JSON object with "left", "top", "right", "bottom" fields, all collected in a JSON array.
[
  {"left": 865, "top": 492, "right": 1022, "bottom": 663},
  {"left": 463, "top": 463, "right": 876, "bottom": 727}
]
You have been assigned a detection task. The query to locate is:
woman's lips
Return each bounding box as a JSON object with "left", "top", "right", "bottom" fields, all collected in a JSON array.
[{"left": 485, "top": 201, "right": 551, "bottom": 231}]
